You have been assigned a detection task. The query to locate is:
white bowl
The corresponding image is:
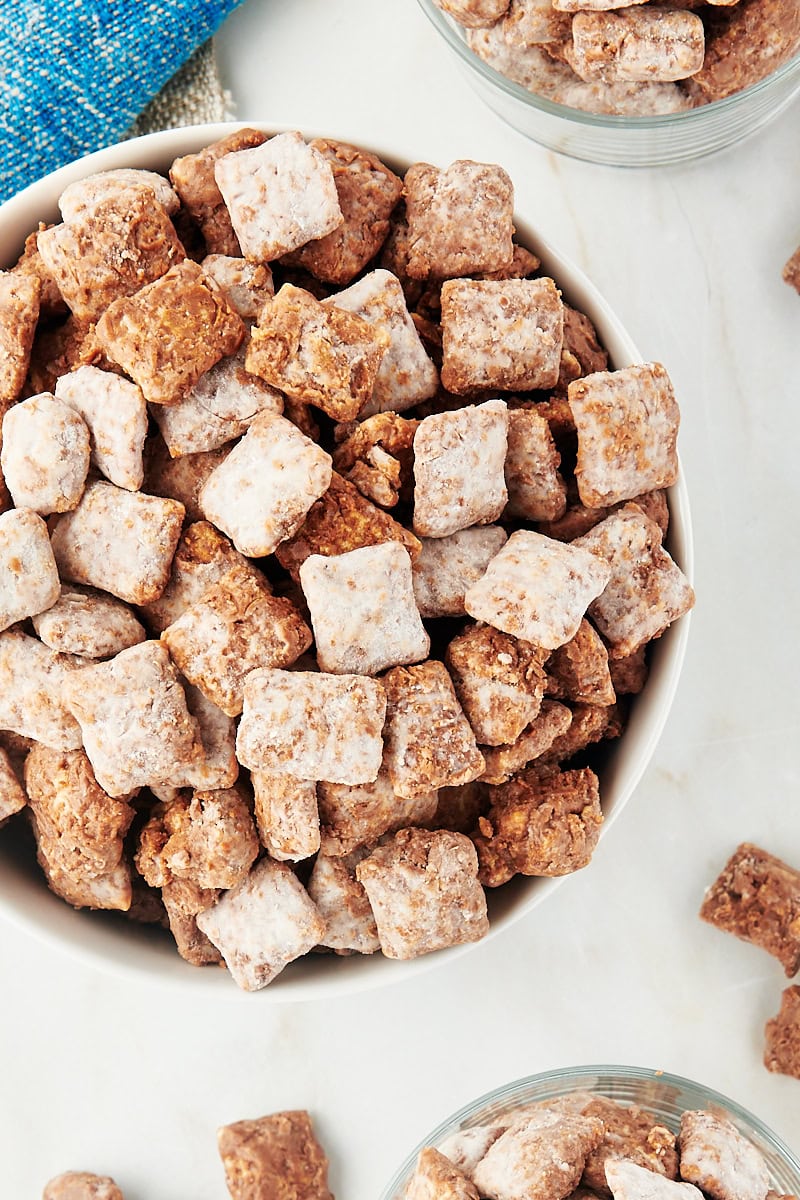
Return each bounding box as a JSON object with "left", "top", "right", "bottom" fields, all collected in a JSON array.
[{"left": 0, "top": 124, "right": 693, "bottom": 999}]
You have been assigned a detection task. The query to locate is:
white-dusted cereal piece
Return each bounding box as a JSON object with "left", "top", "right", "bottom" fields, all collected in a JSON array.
[
  {"left": 201, "top": 254, "right": 274, "bottom": 319},
  {"left": 54, "top": 366, "right": 148, "bottom": 491},
  {"left": 50, "top": 480, "right": 185, "bottom": 605},
  {"left": 139, "top": 521, "right": 254, "bottom": 635},
  {"left": 546, "top": 618, "right": 615, "bottom": 706},
  {"left": 356, "top": 827, "right": 489, "bottom": 959},
  {"left": 162, "top": 560, "right": 312, "bottom": 716},
  {"left": 178, "top": 684, "right": 239, "bottom": 792},
  {"left": 0, "top": 747, "right": 26, "bottom": 822},
  {"left": 318, "top": 770, "right": 438, "bottom": 857},
  {"left": 568, "top": 364, "right": 679, "bottom": 507},
  {"left": 169, "top": 127, "right": 268, "bottom": 256},
  {"left": 678, "top": 1112, "right": 770, "bottom": 1200},
  {"left": 307, "top": 848, "right": 380, "bottom": 955},
  {"left": 0, "top": 630, "right": 83, "bottom": 749},
  {"left": 480, "top": 700, "right": 573, "bottom": 785},
  {"left": 324, "top": 269, "right": 438, "bottom": 416},
  {"left": 59, "top": 168, "right": 180, "bottom": 220},
  {"left": 199, "top": 410, "right": 332, "bottom": 557},
  {"left": 32, "top": 586, "right": 146, "bottom": 659},
  {"left": 0, "top": 508, "right": 60, "bottom": 631},
  {"left": 437, "top": 1127, "right": 508, "bottom": 1177},
  {"left": 62, "top": 641, "right": 204, "bottom": 797},
  {"left": 214, "top": 131, "right": 343, "bottom": 261},
  {"left": 160, "top": 877, "right": 222, "bottom": 966},
  {"left": 36, "top": 837, "right": 131, "bottom": 910},
  {"left": 406, "top": 1147, "right": 481, "bottom": 1200},
  {"left": 553, "top": 0, "right": 647, "bottom": 9},
  {"left": 237, "top": 668, "right": 387, "bottom": 785},
  {"left": 413, "top": 526, "right": 508, "bottom": 618},
  {"left": 465, "top": 529, "right": 611, "bottom": 649},
  {"left": 0, "top": 271, "right": 40, "bottom": 407},
  {"left": 413, "top": 400, "right": 508, "bottom": 538},
  {"left": 217, "top": 1111, "right": 333, "bottom": 1200},
  {"left": 404, "top": 160, "right": 514, "bottom": 279},
  {"left": 446, "top": 624, "right": 547, "bottom": 746},
  {"left": 2, "top": 393, "right": 90, "bottom": 513},
  {"left": 472, "top": 1112, "right": 605, "bottom": 1200},
  {"left": 434, "top": 0, "right": 511, "bottom": 26},
  {"left": 441, "top": 278, "right": 564, "bottom": 393},
  {"left": 383, "top": 661, "right": 485, "bottom": 799},
  {"left": 504, "top": 407, "right": 567, "bottom": 522},
  {"left": 43, "top": 1171, "right": 124, "bottom": 1200},
  {"left": 574, "top": 506, "right": 694, "bottom": 657},
  {"left": 503, "top": 0, "right": 572, "bottom": 46},
  {"left": 252, "top": 771, "right": 320, "bottom": 862},
  {"left": 137, "top": 786, "right": 259, "bottom": 892},
  {"left": 151, "top": 343, "right": 284, "bottom": 458},
  {"left": 569, "top": 10, "right": 704, "bottom": 84},
  {"left": 143, "top": 438, "right": 230, "bottom": 524},
  {"left": 300, "top": 543, "right": 429, "bottom": 675},
  {"left": 606, "top": 1161, "right": 705, "bottom": 1200},
  {"left": 196, "top": 857, "right": 326, "bottom": 990}
]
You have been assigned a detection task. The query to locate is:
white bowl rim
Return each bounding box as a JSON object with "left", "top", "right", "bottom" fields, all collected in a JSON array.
[{"left": 0, "top": 122, "right": 693, "bottom": 1001}]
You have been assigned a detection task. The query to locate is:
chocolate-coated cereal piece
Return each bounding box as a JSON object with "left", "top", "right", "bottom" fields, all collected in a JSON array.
[
  {"left": 546, "top": 619, "right": 615, "bottom": 707},
  {"left": 0, "top": 271, "right": 40, "bottom": 407},
  {"left": 170, "top": 128, "right": 269, "bottom": 255},
  {"left": 764, "top": 985, "right": 800, "bottom": 1080},
  {"left": 318, "top": 770, "right": 438, "bottom": 857},
  {"left": 200, "top": 254, "right": 274, "bottom": 319},
  {"left": 307, "top": 849, "right": 381, "bottom": 955},
  {"left": 446, "top": 624, "right": 547, "bottom": 746},
  {"left": 569, "top": 10, "right": 705, "bottom": 84},
  {"left": 605, "top": 1160, "right": 703, "bottom": 1200},
  {"left": 472, "top": 1111, "right": 605, "bottom": 1200},
  {"left": 217, "top": 1110, "right": 333, "bottom": 1200},
  {"left": 480, "top": 700, "right": 573, "bottom": 785},
  {"left": 406, "top": 1147, "right": 481, "bottom": 1200},
  {"left": 504, "top": 407, "right": 567, "bottom": 522},
  {"left": 42, "top": 1172, "right": 124, "bottom": 1200},
  {"left": 0, "top": 746, "right": 26, "bottom": 823},
  {"left": 0, "top": 630, "right": 83, "bottom": 750}
]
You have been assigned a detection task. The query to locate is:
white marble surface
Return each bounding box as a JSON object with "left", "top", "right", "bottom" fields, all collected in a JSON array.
[{"left": 3, "top": 2, "right": 800, "bottom": 1196}]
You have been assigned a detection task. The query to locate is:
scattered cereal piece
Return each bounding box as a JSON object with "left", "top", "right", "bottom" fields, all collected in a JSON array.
[
  {"left": 404, "top": 160, "right": 514, "bottom": 279},
  {"left": 300, "top": 542, "right": 429, "bottom": 675},
  {"left": 699, "top": 843, "right": 800, "bottom": 977},
  {"left": 54, "top": 366, "right": 148, "bottom": 491},
  {"left": 162, "top": 560, "right": 312, "bottom": 715},
  {"left": 446, "top": 624, "right": 547, "bottom": 746},
  {"left": 138, "top": 521, "right": 254, "bottom": 635},
  {"left": 356, "top": 827, "right": 489, "bottom": 959},
  {"left": 546, "top": 619, "right": 615, "bottom": 706},
  {"left": 318, "top": 770, "right": 438, "bottom": 857},
  {"left": 42, "top": 1171, "right": 125, "bottom": 1200},
  {"left": 783, "top": 246, "right": 800, "bottom": 295},
  {"left": 465, "top": 529, "right": 611, "bottom": 650},
  {"left": 574, "top": 506, "right": 694, "bottom": 657},
  {"left": 605, "top": 1160, "right": 704, "bottom": 1200},
  {"left": 62, "top": 641, "right": 204, "bottom": 797},
  {"left": 568, "top": 10, "right": 705, "bottom": 84},
  {"left": 441, "top": 278, "right": 564, "bottom": 393},
  {"left": 413, "top": 399, "right": 508, "bottom": 537},
  {"left": 136, "top": 787, "right": 259, "bottom": 892},
  {"left": 406, "top": 1147, "right": 481, "bottom": 1200},
  {"left": 201, "top": 254, "right": 274, "bottom": 318},
  {"left": 383, "top": 661, "right": 485, "bottom": 798},
  {"left": 307, "top": 848, "right": 381, "bottom": 955},
  {"left": 252, "top": 771, "right": 320, "bottom": 862},
  {"left": 0, "top": 746, "right": 27, "bottom": 823},
  {"left": 237, "top": 668, "right": 386, "bottom": 785},
  {"left": 2, "top": 393, "right": 90, "bottom": 514},
  {"left": 678, "top": 1111, "right": 770, "bottom": 1200},
  {"left": 143, "top": 439, "right": 230, "bottom": 523},
  {"left": 170, "top": 127, "right": 268, "bottom": 255},
  {"left": 0, "top": 630, "right": 83, "bottom": 749},
  {"left": 0, "top": 508, "right": 60, "bottom": 631},
  {"left": 197, "top": 858, "right": 326, "bottom": 990},
  {"left": 412, "top": 526, "right": 508, "bottom": 618},
  {"left": 51, "top": 480, "right": 184, "bottom": 605},
  {"left": 198, "top": 410, "right": 332, "bottom": 557},
  {"left": 217, "top": 1110, "right": 333, "bottom": 1199},
  {"left": 332, "top": 411, "right": 418, "bottom": 506},
  {"left": 504, "top": 407, "right": 567, "bottom": 522},
  {"left": 32, "top": 586, "right": 145, "bottom": 659},
  {"left": 472, "top": 1111, "right": 605, "bottom": 1200},
  {"left": 480, "top": 700, "right": 573, "bottom": 785},
  {"left": 58, "top": 168, "right": 180, "bottom": 221},
  {"left": 764, "top": 985, "right": 800, "bottom": 1080},
  {"left": 95, "top": 260, "right": 245, "bottom": 407},
  {"left": 0, "top": 271, "right": 40, "bottom": 407},
  {"left": 160, "top": 877, "right": 222, "bottom": 966}
]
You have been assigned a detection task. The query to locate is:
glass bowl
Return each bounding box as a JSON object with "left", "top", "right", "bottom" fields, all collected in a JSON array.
[
  {"left": 380, "top": 1064, "right": 800, "bottom": 1199},
  {"left": 416, "top": 0, "right": 800, "bottom": 167}
]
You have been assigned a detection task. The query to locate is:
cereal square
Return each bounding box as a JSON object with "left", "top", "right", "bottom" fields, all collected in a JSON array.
[
  {"left": 170, "top": 128, "right": 268, "bottom": 255},
  {"left": 217, "top": 1110, "right": 333, "bottom": 1199},
  {"left": 162, "top": 561, "right": 312, "bottom": 715},
  {"left": 0, "top": 746, "right": 26, "bottom": 823},
  {"left": 135, "top": 786, "right": 259, "bottom": 892},
  {"left": 473, "top": 1113, "right": 605, "bottom": 1200},
  {"left": 323, "top": 269, "right": 438, "bottom": 416},
  {"left": 504, "top": 407, "right": 567, "bottom": 522},
  {"left": 139, "top": 520, "right": 254, "bottom": 634},
  {"left": 54, "top": 366, "right": 148, "bottom": 491},
  {"left": 237, "top": 668, "right": 386, "bottom": 785},
  {"left": 318, "top": 770, "right": 438, "bottom": 857},
  {"left": 412, "top": 526, "right": 508, "bottom": 618},
  {"left": 764, "top": 986, "right": 800, "bottom": 1080},
  {"left": 58, "top": 168, "right": 180, "bottom": 221},
  {"left": 0, "top": 630, "right": 83, "bottom": 749},
  {"left": 307, "top": 850, "right": 380, "bottom": 956},
  {"left": 285, "top": 139, "right": 403, "bottom": 284},
  {"left": 446, "top": 624, "right": 547, "bottom": 746},
  {"left": 382, "top": 661, "right": 485, "bottom": 798},
  {"left": 196, "top": 859, "right": 326, "bottom": 990},
  {"left": 201, "top": 254, "right": 274, "bottom": 318},
  {"left": 574, "top": 506, "right": 694, "bottom": 657},
  {"left": 568, "top": 363, "right": 680, "bottom": 507},
  {"left": 95, "top": 260, "right": 246, "bottom": 406},
  {"left": 198, "top": 410, "right": 332, "bottom": 557},
  {"left": 246, "top": 283, "right": 388, "bottom": 421},
  {"left": 441, "top": 278, "right": 564, "bottom": 393},
  {"left": 404, "top": 160, "right": 514, "bottom": 279},
  {"left": 32, "top": 586, "right": 145, "bottom": 659},
  {"left": 0, "top": 508, "right": 60, "bottom": 631},
  {"left": 406, "top": 1148, "right": 480, "bottom": 1200},
  {"left": 300, "top": 542, "right": 429, "bottom": 675},
  {"left": 356, "top": 827, "right": 489, "bottom": 959},
  {"left": 252, "top": 771, "right": 320, "bottom": 862},
  {"left": 465, "top": 529, "right": 611, "bottom": 649},
  {"left": 62, "top": 641, "right": 204, "bottom": 797},
  {"left": 215, "top": 131, "right": 343, "bottom": 261},
  {"left": 143, "top": 439, "right": 230, "bottom": 524},
  {"left": 474, "top": 766, "right": 602, "bottom": 886},
  {"left": 783, "top": 246, "right": 800, "bottom": 294},
  {"left": 0, "top": 271, "right": 40, "bottom": 407},
  {"left": 413, "top": 399, "right": 508, "bottom": 538},
  {"left": 43, "top": 1173, "right": 124, "bottom": 1200},
  {"left": 51, "top": 480, "right": 185, "bottom": 605},
  {"left": 276, "top": 471, "right": 420, "bottom": 581},
  {"left": 569, "top": 10, "right": 704, "bottom": 84},
  {"left": 678, "top": 1112, "right": 770, "bottom": 1200},
  {"left": 480, "top": 700, "right": 573, "bottom": 785},
  {"left": 700, "top": 843, "right": 800, "bottom": 977},
  {"left": 2, "top": 393, "right": 90, "bottom": 513},
  {"left": 546, "top": 618, "right": 615, "bottom": 706}
]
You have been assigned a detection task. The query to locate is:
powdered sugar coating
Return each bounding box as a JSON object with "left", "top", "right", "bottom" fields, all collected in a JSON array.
[
  {"left": 412, "top": 526, "right": 508, "bottom": 618},
  {"left": 606, "top": 1161, "right": 704, "bottom": 1200},
  {"left": 472, "top": 1111, "right": 605, "bottom": 1200},
  {"left": 569, "top": 9, "right": 705, "bottom": 84},
  {"left": 0, "top": 507, "right": 60, "bottom": 630},
  {"left": 446, "top": 624, "right": 546, "bottom": 746},
  {"left": 58, "top": 169, "right": 179, "bottom": 220},
  {"left": 404, "top": 160, "right": 514, "bottom": 279},
  {"left": 0, "top": 630, "right": 84, "bottom": 749},
  {"left": 43, "top": 1172, "right": 124, "bottom": 1200},
  {"left": 503, "top": 0, "right": 572, "bottom": 46},
  {"left": 307, "top": 849, "right": 381, "bottom": 955},
  {"left": 32, "top": 586, "right": 145, "bottom": 659},
  {"left": 0, "top": 746, "right": 26, "bottom": 822},
  {"left": 200, "top": 254, "right": 274, "bottom": 319},
  {"left": 54, "top": 366, "right": 147, "bottom": 491},
  {"left": 678, "top": 1112, "right": 770, "bottom": 1200},
  {"left": 2, "top": 393, "right": 90, "bottom": 514}
]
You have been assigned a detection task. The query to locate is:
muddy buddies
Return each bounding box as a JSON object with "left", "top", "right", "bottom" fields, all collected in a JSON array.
[{"left": 0, "top": 128, "right": 693, "bottom": 990}]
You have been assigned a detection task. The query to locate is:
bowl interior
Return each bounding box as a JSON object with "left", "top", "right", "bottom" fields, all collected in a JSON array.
[{"left": 0, "top": 124, "right": 692, "bottom": 999}]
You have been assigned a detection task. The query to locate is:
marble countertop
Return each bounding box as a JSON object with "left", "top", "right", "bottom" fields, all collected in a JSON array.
[{"left": 2, "top": 2, "right": 800, "bottom": 1196}]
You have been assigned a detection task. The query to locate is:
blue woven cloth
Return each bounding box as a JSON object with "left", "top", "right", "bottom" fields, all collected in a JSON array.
[{"left": 0, "top": 0, "right": 244, "bottom": 203}]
